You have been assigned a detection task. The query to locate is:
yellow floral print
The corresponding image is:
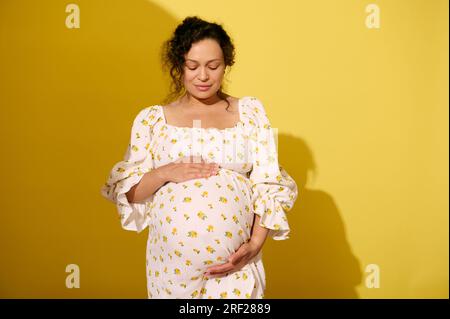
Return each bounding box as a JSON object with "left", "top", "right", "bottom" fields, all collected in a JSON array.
[{"left": 100, "top": 96, "right": 298, "bottom": 299}]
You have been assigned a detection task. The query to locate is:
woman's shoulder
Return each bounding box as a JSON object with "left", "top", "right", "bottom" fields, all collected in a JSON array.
[
  {"left": 131, "top": 104, "right": 164, "bottom": 129},
  {"left": 133, "top": 104, "right": 159, "bottom": 117},
  {"left": 240, "top": 95, "right": 265, "bottom": 109},
  {"left": 240, "top": 96, "right": 268, "bottom": 123}
]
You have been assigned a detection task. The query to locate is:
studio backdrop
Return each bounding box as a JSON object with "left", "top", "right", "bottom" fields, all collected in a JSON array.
[{"left": 0, "top": 0, "right": 448, "bottom": 298}]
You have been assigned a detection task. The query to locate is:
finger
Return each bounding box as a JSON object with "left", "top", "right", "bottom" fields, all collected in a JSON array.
[
  {"left": 189, "top": 168, "right": 211, "bottom": 178},
  {"left": 191, "top": 171, "right": 209, "bottom": 179},
  {"left": 191, "top": 155, "right": 203, "bottom": 163},
  {"left": 192, "top": 167, "right": 214, "bottom": 176},
  {"left": 207, "top": 163, "right": 220, "bottom": 172},
  {"left": 188, "top": 163, "right": 214, "bottom": 169},
  {"left": 204, "top": 166, "right": 219, "bottom": 176},
  {"left": 206, "top": 263, "right": 234, "bottom": 275},
  {"left": 206, "top": 262, "right": 233, "bottom": 273},
  {"left": 190, "top": 166, "right": 216, "bottom": 176},
  {"left": 180, "top": 156, "right": 191, "bottom": 163}
]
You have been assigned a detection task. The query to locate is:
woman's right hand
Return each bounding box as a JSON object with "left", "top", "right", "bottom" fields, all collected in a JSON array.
[{"left": 157, "top": 156, "right": 220, "bottom": 183}]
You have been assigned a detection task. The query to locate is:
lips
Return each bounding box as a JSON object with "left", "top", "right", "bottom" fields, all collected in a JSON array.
[{"left": 195, "top": 85, "right": 212, "bottom": 91}]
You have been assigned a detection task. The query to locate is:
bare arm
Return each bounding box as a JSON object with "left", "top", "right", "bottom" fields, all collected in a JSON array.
[
  {"left": 249, "top": 214, "right": 270, "bottom": 251},
  {"left": 126, "top": 167, "right": 168, "bottom": 203},
  {"left": 125, "top": 159, "right": 219, "bottom": 203}
]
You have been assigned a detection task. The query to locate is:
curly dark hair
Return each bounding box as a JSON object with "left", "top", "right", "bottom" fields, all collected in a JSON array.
[{"left": 160, "top": 16, "right": 236, "bottom": 110}]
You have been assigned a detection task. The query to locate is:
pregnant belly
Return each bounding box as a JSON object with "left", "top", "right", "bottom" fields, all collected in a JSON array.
[{"left": 148, "top": 170, "right": 254, "bottom": 275}]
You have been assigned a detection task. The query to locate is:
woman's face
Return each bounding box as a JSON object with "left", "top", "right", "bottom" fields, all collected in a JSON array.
[{"left": 182, "top": 38, "right": 225, "bottom": 99}]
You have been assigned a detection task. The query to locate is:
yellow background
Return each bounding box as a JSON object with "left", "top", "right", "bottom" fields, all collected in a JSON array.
[{"left": 0, "top": 0, "right": 448, "bottom": 298}]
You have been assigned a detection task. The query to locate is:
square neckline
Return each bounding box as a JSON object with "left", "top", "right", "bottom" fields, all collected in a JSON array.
[{"left": 157, "top": 97, "right": 245, "bottom": 132}]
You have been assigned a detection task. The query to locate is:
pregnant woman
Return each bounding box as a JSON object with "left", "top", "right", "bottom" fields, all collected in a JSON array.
[{"left": 101, "top": 16, "right": 298, "bottom": 299}]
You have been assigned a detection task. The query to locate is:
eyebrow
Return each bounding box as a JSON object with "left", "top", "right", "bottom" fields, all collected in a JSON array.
[{"left": 185, "top": 59, "right": 221, "bottom": 63}]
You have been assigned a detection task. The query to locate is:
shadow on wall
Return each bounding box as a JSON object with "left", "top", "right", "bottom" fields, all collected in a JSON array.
[
  {"left": 0, "top": 0, "right": 181, "bottom": 298},
  {"left": 263, "top": 133, "right": 363, "bottom": 298}
]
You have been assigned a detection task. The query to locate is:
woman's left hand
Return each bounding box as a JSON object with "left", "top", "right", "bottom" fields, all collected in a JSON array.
[{"left": 204, "top": 240, "right": 262, "bottom": 276}]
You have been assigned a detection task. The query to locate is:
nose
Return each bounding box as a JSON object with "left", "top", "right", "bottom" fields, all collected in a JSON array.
[{"left": 198, "top": 67, "right": 209, "bottom": 80}]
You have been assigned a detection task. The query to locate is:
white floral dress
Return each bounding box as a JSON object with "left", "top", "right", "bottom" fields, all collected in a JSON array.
[{"left": 101, "top": 96, "right": 298, "bottom": 299}]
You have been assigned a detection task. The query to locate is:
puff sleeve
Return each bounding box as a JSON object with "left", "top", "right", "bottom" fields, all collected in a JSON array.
[
  {"left": 100, "top": 107, "right": 155, "bottom": 233},
  {"left": 248, "top": 98, "right": 298, "bottom": 240}
]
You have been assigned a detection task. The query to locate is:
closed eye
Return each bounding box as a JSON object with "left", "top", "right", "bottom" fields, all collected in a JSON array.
[{"left": 187, "top": 66, "right": 219, "bottom": 70}]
